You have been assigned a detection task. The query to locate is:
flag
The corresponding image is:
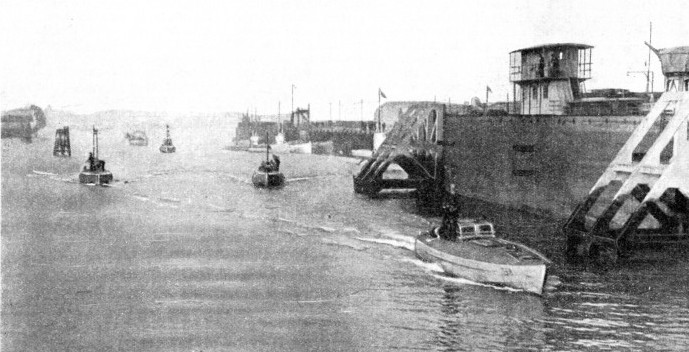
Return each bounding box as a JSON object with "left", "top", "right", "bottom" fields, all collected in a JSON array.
[
  {"left": 486, "top": 86, "right": 492, "bottom": 93},
  {"left": 379, "top": 88, "right": 387, "bottom": 99}
]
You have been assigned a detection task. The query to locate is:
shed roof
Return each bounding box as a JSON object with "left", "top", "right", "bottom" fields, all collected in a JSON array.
[
  {"left": 647, "top": 44, "right": 689, "bottom": 74},
  {"left": 510, "top": 43, "right": 593, "bottom": 54}
]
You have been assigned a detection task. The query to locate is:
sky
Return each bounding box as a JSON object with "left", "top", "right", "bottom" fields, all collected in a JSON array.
[{"left": 1, "top": 0, "right": 688, "bottom": 120}]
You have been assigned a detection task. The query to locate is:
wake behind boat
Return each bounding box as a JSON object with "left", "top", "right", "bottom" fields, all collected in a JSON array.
[{"left": 415, "top": 219, "right": 551, "bottom": 295}]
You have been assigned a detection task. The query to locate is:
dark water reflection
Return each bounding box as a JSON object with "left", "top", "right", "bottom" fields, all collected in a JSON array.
[{"left": 436, "top": 286, "right": 545, "bottom": 351}]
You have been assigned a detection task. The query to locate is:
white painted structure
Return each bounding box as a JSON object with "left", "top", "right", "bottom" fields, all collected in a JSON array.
[{"left": 509, "top": 43, "right": 592, "bottom": 115}]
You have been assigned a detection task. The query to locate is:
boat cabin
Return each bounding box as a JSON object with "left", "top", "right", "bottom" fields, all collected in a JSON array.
[{"left": 456, "top": 219, "right": 495, "bottom": 239}]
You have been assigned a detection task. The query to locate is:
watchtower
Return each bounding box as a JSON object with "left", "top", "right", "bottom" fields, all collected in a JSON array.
[{"left": 509, "top": 43, "right": 593, "bottom": 115}]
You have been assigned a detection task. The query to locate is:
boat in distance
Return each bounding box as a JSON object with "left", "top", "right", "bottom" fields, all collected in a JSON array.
[
  {"left": 414, "top": 219, "right": 551, "bottom": 295},
  {"left": 159, "top": 125, "right": 176, "bottom": 153},
  {"left": 251, "top": 170, "right": 285, "bottom": 188},
  {"left": 79, "top": 126, "right": 113, "bottom": 185},
  {"left": 126, "top": 130, "right": 148, "bottom": 146},
  {"left": 1, "top": 105, "right": 47, "bottom": 141},
  {"left": 252, "top": 134, "right": 285, "bottom": 188}
]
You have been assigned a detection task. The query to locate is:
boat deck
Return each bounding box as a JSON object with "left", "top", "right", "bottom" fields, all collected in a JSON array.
[{"left": 417, "top": 232, "right": 546, "bottom": 266}]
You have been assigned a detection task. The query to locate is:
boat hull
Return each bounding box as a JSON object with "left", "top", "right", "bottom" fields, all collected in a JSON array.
[
  {"left": 251, "top": 171, "right": 285, "bottom": 188},
  {"left": 79, "top": 171, "right": 113, "bottom": 185},
  {"left": 159, "top": 145, "right": 176, "bottom": 153},
  {"left": 415, "top": 233, "right": 547, "bottom": 295}
]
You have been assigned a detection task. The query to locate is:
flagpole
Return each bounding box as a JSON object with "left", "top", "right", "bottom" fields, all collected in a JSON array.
[{"left": 265, "top": 132, "right": 269, "bottom": 163}]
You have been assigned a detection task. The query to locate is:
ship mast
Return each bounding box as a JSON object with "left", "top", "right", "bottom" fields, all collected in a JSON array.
[
  {"left": 92, "top": 126, "right": 99, "bottom": 160},
  {"left": 265, "top": 131, "right": 270, "bottom": 164}
]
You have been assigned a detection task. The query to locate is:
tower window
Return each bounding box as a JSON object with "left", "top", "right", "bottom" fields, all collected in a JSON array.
[
  {"left": 543, "top": 83, "right": 549, "bottom": 98},
  {"left": 532, "top": 85, "right": 538, "bottom": 98}
]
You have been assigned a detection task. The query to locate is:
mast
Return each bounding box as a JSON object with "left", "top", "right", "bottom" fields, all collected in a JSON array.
[
  {"left": 646, "top": 22, "right": 652, "bottom": 95},
  {"left": 92, "top": 126, "right": 98, "bottom": 160},
  {"left": 291, "top": 84, "right": 295, "bottom": 117},
  {"left": 265, "top": 132, "right": 269, "bottom": 163}
]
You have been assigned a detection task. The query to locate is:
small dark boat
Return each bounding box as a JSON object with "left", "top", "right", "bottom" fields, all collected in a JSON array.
[
  {"left": 159, "top": 125, "right": 176, "bottom": 153},
  {"left": 252, "top": 134, "right": 284, "bottom": 188},
  {"left": 251, "top": 169, "right": 285, "bottom": 188},
  {"left": 415, "top": 219, "right": 551, "bottom": 295},
  {"left": 79, "top": 126, "right": 113, "bottom": 185},
  {"left": 126, "top": 130, "right": 148, "bottom": 146}
]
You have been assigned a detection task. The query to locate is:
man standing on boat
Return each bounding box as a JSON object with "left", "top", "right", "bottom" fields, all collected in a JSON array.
[
  {"left": 85, "top": 152, "right": 95, "bottom": 171},
  {"left": 439, "top": 184, "right": 460, "bottom": 240},
  {"left": 272, "top": 154, "right": 280, "bottom": 171}
]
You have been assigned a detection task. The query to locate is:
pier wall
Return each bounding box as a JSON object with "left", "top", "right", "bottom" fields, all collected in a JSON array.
[{"left": 442, "top": 113, "right": 647, "bottom": 218}]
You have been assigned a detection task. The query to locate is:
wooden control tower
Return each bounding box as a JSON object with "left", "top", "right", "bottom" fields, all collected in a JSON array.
[{"left": 510, "top": 43, "right": 593, "bottom": 115}]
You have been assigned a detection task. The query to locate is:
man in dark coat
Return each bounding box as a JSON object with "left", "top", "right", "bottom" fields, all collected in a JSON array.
[
  {"left": 272, "top": 155, "right": 280, "bottom": 171},
  {"left": 439, "top": 184, "right": 460, "bottom": 240}
]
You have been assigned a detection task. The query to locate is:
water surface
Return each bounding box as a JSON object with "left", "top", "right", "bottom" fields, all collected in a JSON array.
[{"left": 3, "top": 116, "right": 689, "bottom": 351}]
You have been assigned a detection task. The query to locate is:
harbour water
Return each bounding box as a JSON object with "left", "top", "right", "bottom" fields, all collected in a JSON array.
[{"left": 3, "top": 115, "right": 689, "bottom": 351}]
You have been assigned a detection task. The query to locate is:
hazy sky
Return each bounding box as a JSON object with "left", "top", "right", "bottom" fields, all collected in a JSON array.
[{"left": 1, "top": 0, "right": 688, "bottom": 119}]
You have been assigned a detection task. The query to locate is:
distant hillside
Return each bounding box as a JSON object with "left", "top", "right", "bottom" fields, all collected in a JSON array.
[{"left": 44, "top": 108, "right": 243, "bottom": 131}]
